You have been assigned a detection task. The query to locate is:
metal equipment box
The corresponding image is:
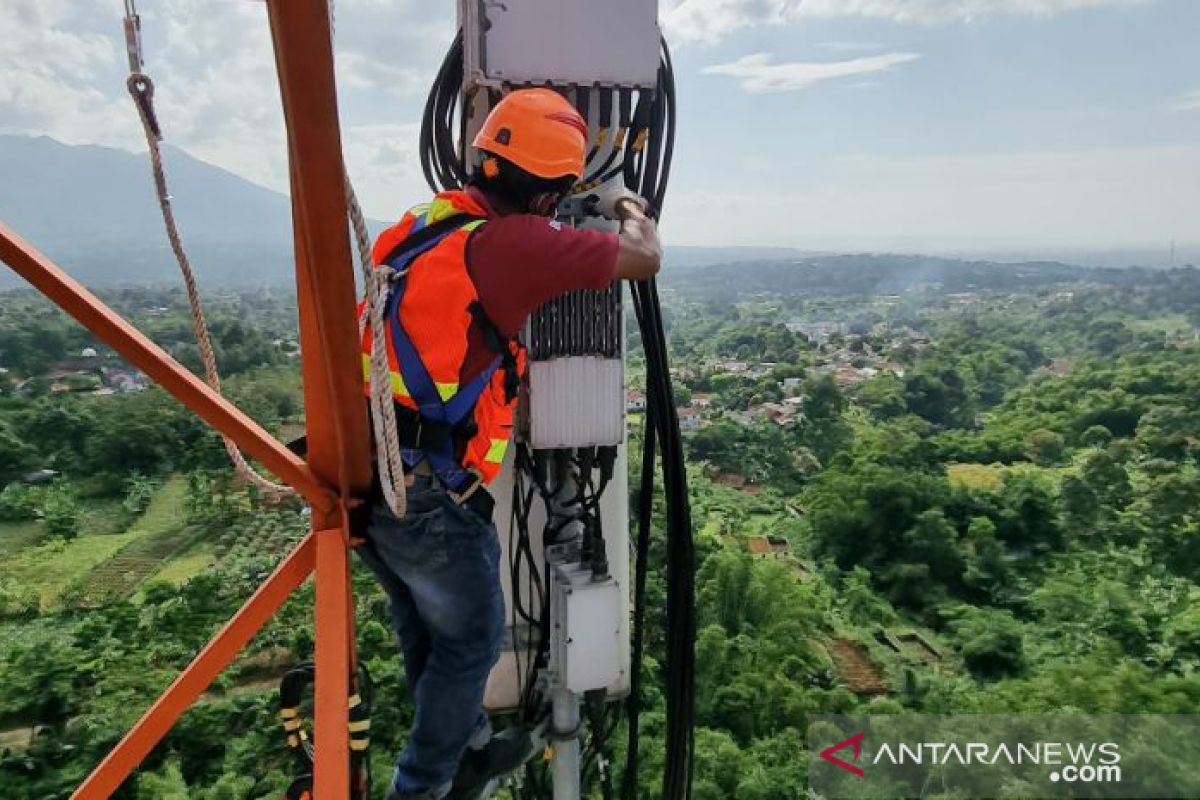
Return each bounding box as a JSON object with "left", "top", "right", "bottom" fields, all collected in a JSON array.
[{"left": 460, "top": 0, "right": 661, "bottom": 88}]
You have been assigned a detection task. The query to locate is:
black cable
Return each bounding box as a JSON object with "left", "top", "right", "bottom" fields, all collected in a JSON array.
[
  {"left": 621, "top": 37, "right": 694, "bottom": 800},
  {"left": 419, "top": 30, "right": 467, "bottom": 192},
  {"left": 621, "top": 400, "right": 656, "bottom": 800},
  {"left": 582, "top": 87, "right": 622, "bottom": 185}
]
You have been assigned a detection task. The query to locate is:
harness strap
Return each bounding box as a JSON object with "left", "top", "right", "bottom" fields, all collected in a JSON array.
[
  {"left": 469, "top": 301, "right": 521, "bottom": 403},
  {"left": 380, "top": 213, "right": 485, "bottom": 271},
  {"left": 382, "top": 212, "right": 512, "bottom": 495}
]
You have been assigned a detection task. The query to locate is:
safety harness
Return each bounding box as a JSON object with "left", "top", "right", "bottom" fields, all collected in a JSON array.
[{"left": 378, "top": 213, "right": 520, "bottom": 519}]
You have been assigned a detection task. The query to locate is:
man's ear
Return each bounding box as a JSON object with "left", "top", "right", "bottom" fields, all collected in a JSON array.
[
  {"left": 530, "top": 192, "right": 559, "bottom": 217},
  {"left": 482, "top": 157, "right": 500, "bottom": 179}
]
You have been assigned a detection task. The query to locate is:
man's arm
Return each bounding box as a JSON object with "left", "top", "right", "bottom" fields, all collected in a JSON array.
[{"left": 613, "top": 198, "right": 662, "bottom": 282}]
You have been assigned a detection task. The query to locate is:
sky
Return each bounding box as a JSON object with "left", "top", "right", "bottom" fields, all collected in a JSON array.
[{"left": 1, "top": 0, "right": 1198, "bottom": 255}]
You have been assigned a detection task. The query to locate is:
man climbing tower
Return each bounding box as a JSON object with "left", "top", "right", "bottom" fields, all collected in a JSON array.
[{"left": 355, "top": 87, "right": 662, "bottom": 800}]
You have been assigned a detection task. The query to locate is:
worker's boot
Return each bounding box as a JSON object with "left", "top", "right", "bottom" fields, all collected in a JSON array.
[{"left": 445, "top": 727, "right": 536, "bottom": 800}]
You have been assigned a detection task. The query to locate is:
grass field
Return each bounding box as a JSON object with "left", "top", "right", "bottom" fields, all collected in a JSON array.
[
  {"left": 947, "top": 461, "right": 1074, "bottom": 493},
  {"left": 0, "top": 477, "right": 192, "bottom": 613},
  {"left": 0, "top": 520, "right": 45, "bottom": 557},
  {"left": 946, "top": 462, "right": 1007, "bottom": 491},
  {"left": 0, "top": 530, "right": 143, "bottom": 612},
  {"left": 72, "top": 477, "right": 194, "bottom": 606},
  {"left": 144, "top": 542, "right": 215, "bottom": 587},
  {"left": 86, "top": 499, "right": 137, "bottom": 536}
]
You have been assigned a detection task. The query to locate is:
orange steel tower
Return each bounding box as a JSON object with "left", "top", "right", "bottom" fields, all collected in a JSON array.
[{"left": 0, "top": 2, "right": 368, "bottom": 797}]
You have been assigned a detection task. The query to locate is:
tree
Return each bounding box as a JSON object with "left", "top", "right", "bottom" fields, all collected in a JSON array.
[
  {"left": 952, "top": 608, "right": 1025, "bottom": 679},
  {"left": 693, "top": 727, "right": 747, "bottom": 798},
  {"left": 904, "top": 367, "right": 972, "bottom": 428},
  {"left": 136, "top": 760, "right": 190, "bottom": 799},
  {"left": 1024, "top": 428, "right": 1065, "bottom": 466},
  {"left": 0, "top": 424, "right": 34, "bottom": 484},
  {"left": 0, "top": 641, "right": 80, "bottom": 731},
  {"left": 802, "top": 374, "right": 847, "bottom": 421},
  {"left": 901, "top": 509, "right": 963, "bottom": 585},
  {"left": 15, "top": 400, "right": 95, "bottom": 470},
  {"left": 1135, "top": 405, "right": 1197, "bottom": 460},
  {"left": 1081, "top": 450, "right": 1132, "bottom": 512},
  {"left": 673, "top": 383, "right": 693, "bottom": 407},
  {"left": 123, "top": 473, "right": 159, "bottom": 515},
  {"left": 1059, "top": 476, "right": 1099, "bottom": 534},
  {"left": 41, "top": 482, "right": 80, "bottom": 540},
  {"left": 962, "top": 516, "right": 1012, "bottom": 602},
  {"left": 855, "top": 375, "right": 906, "bottom": 420},
  {"left": 1081, "top": 424, "right": 1113, "bottom": 448}
]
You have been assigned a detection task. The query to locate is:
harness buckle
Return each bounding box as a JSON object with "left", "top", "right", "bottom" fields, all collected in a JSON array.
[{"left": 451, "top": 469, "right": 486, "bottom": 505}]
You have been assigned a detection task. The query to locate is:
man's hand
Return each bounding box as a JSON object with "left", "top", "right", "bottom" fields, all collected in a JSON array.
[
  {"left": 614, "top": 199, "right": 662, "bottom": 281},
  {"left": 591, "top": 185, "right": 647, "bottom": 221}
]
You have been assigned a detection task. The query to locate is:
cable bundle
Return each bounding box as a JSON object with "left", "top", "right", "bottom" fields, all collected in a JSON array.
[
  {"left": 420, "top": 30, "right": 468, "bottom": 192},
  {"left": 621, "top": 40, "right": 693, "bottom": 800}
]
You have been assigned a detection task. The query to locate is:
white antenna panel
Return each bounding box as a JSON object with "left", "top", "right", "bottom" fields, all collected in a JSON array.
[{"left": 460, "top": 0, "right": 661, "bottom": 88}]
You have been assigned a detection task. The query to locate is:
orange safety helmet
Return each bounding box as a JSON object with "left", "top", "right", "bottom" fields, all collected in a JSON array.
[{"left": 472, "top": 88, "right": 588, "bottom": 180}]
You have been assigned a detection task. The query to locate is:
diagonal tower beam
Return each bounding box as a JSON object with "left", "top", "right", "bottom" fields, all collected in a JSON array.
[
  {"left": 0, "top": 220, "right": 332, "bottom": 512},
  {"left": 1, "top": 1, "right": 371, "bottom": 795}
]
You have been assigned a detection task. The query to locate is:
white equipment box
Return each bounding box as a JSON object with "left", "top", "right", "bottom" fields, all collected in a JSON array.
[{"left": 460, "top": 0, "right": 661, "bottom": 88}]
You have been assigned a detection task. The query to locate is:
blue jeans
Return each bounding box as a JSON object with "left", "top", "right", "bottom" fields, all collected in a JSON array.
[{"left": 356, "top": 477, "right": 505, "bottom": 797}]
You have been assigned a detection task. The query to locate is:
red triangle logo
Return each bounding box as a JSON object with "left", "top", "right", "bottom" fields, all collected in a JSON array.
[{"left": 819, "top": 732, "right": 866, "bottom": 777}]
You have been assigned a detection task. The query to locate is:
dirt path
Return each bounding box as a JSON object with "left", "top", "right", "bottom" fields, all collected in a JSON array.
[{"left": 826, "top": 638, "right": 888, "bottom": 695}]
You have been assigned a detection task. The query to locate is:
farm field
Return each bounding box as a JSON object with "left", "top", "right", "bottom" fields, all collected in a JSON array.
[{"left": 0, "top": 477, "right": 192, "bottom": 613}]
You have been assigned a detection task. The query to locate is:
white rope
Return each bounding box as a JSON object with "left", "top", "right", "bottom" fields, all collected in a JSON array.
[
  {"left": 125, "top": 72, "right": 295, "bottom": 499},
  {"left": 124, "top": 0, "right": 405, "bottom": 514},
  {"left": 330, "top": 0, "right": 406, "bottom": 518},
  {"left": 346, "top": 179, "right": 408, "bottom": 518}
]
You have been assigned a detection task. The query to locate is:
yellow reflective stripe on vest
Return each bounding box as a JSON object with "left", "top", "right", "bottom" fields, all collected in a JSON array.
[
  {"left": 363, "top": 354, "right": 407, "bottom": 398},
  {"left": 485, "top": 438, "right": 508, "bottom": 463},
  {"left": 361, "top": 355, "right": 458, "bottom": 402},
  {"left": 425, "top": 197, "right": 460, "bottom": 225},
  {"left": 423, "top": 201, "right": 486, "bottom": 231}
]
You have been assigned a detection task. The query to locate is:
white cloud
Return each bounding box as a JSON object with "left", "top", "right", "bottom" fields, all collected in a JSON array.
[
  {"left": 0, "top": 0, "right": 446, "bottom": 204},
  {"left": 703, "top": 51, "right": 919, "bottom": 92},
  {"left": 338, "top": 52, "right": 424, "bottom": 98},
  {"left": 0, "top": 0, "right": 134, "bottom": 145},
  {"left": 662, "top": 0, "right": 1151, "bottom": 44},
  {"left": 818, "top": 41, "right": 885, "bottom": 52},
  {"left": 663, "top": 0, "right": 801, "bottom": 45},
  {"left": 1175, "top": 90, "right": 1200, "bottom": 112},
  {"left": 661, "top": 144, "right": 1200, "bottom": 250},
  {"left": 341, "top": 122, "right": 427, "bottom": 219}
]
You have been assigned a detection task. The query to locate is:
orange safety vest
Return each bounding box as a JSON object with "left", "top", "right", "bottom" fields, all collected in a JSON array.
[{"left": 360, "top": 190, "right": 526, "bottom": 490}]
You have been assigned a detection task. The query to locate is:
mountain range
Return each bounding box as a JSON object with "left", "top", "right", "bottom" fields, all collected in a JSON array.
[
  {"left": 0, "top": 135, "right": 301, "bottom": 288},
  {"left": 1, "top": 135, "right": 1191, "bottom": 291},
  {"left": 1, "top": 135, "right": 829, "bottom": 289}
]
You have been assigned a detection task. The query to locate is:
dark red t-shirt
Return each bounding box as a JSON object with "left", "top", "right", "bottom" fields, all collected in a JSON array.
[{"left": 461, "top": 186, "right": 618, "bottom": 380}]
